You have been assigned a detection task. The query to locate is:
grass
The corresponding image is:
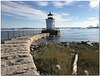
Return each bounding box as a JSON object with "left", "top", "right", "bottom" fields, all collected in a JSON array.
[
  {"left": 31, "top": 42, "right": 99, "bottom": 75},
  {"left": 69, "top": 44, "right": 99, "bottom": 75}
]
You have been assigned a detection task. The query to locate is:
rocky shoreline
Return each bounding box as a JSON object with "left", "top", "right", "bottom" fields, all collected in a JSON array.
[
  {"left": 30, "top": 40, "right": 99, "bottom": 57},
  {"left": 30, "top": 40, "right": 99, "bottom": 50}
]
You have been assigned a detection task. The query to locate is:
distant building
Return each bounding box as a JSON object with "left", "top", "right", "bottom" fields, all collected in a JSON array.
[
  {"left": 46, "top": 12, "right": 55, "bottom": 29},
  {"left": 87, "top": 25, "right": 99, "bottom": 29}
]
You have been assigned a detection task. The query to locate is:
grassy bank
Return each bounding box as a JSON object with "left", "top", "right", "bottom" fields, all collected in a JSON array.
[
  {"left": 70, "top": 44, "right": 99, "bottom": 75},
  {"left": 31, "top": 42, "right": 99, "bottom": 75}
]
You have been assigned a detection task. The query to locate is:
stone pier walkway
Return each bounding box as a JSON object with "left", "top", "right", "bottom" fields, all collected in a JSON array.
[{"left": 1, "top": 33, "right": 49, "bottom": 75}]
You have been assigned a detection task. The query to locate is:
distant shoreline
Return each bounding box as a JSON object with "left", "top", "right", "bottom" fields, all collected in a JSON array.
[{"left": 1, "top": 27, "right": 99, "bottom": 30}]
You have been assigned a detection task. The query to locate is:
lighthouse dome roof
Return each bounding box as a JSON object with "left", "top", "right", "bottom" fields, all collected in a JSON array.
[{"left": 48, "top": 12, "right": 53, "bottom": 16}]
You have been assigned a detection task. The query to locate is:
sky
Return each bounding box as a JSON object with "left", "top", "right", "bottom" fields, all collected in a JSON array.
[{"left": 1, "top": 1, "right": 99, "bottom": 28}]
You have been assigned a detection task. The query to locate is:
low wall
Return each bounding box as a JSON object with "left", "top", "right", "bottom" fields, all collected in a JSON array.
[{"left": 1, "top": 33, "right": 49, "bottom": 75}]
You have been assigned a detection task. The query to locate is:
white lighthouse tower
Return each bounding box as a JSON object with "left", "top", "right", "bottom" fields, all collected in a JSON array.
[
  {"left": 46, "top": 12, "right": 55, "bottom": 30},
  {"left": 42, "top": 12, "right": 60, "bottom": 36}
]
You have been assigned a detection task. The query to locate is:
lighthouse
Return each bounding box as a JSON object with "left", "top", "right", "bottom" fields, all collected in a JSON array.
[
  {"left": 42, "top": 12, "right": 60, "bottom": 36},
  {"left": 46, "top": 12, "right": 55, "bottom": 29}
]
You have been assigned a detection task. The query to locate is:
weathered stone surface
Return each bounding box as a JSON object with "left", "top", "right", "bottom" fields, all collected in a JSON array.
[{"left": 1, "top": 33, "right": 49, "bottom": 75}]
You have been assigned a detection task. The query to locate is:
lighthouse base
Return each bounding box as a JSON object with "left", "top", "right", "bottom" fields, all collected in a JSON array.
[{"left": 42, "top": 29, "right": 60, "bottom": 37}]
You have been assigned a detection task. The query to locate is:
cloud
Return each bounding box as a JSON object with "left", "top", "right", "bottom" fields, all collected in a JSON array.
[
  {"left": 88, "top": 17, "right": 98, "bottom": 25},
  {"left": 78, "top": 5, "right": 84, "bottom": 7},
  {"left": 62, "top": 13, "right": 69, "bottom": 16},
  {"left": 1, "top": 1, "right": 72, "bottom": 22},
  {"left": 59, "top": 16, "right": 99, "bottom": 27},
  {"left": 89, "top": 1, "right": 99, "bottom": 8},
  {"left": 55, "top": 14, "right": 72, "bottom": 22},
  {"left": 53, "top": 13, "right": 72, "bottom": 26},
  {"left": 36, "top": 1, "right": 48, "bottom": 6},
  {"left": 80, "top": 19, "right": 98, "bottom": 27},
  {"left": 67, "top": 20, "right": 99, "bottom": 28},
  {"left": 1, "top": 1, "right": 47, "bottom": 20},
  {"left": 52, "top": 1, "right": 75, "bottom": 8},
  {"left": 78, "top": 17, "right": 99, "bottom": 27},
  {"left": 52, "top": 2, "right": 65, "bottom": 7},
  {"left": 88, "top": 17, "right": 96, "bottom": 20},
  {"left": 83, "top": 20, "right": 98, "bottom": 27}
]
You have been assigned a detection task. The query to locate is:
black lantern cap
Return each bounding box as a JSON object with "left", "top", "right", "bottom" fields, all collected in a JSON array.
[{"left": 48, "top": 12, "right": 53, "bottom": 16}]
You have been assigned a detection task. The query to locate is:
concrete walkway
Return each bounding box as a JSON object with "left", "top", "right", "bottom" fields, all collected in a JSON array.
[{"left": 1, "top": 33, "right": 49, "bottom": 75}]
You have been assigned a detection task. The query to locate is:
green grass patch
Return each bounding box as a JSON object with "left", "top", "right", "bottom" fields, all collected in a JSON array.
[{"left": 32, "top": 42, "right": 99, "bottom": 75}]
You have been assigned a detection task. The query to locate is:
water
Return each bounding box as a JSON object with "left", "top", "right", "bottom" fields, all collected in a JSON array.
[
  {"left": 1, "top": 28, "right": 99, "bottom": 42},
  {"left": 54, "top": 28, "right": 99, "bottom": 42}
]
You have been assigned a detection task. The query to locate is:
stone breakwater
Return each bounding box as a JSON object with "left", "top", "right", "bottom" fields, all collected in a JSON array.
[{"left": 1, "top": 33, "right": 49, "bottom": 75}]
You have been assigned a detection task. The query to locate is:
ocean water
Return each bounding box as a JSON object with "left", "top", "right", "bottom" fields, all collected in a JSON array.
[
  {"left": 54, "top": 28, "right": 99, "bottom": 42},
  {"left": 1, "top": 28, "right": 99, "bottom": 42}
]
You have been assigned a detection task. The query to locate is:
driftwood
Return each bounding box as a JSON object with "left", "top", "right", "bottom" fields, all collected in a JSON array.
[{"left": 72, "top": 53, "right": 78, "bottom": 75}]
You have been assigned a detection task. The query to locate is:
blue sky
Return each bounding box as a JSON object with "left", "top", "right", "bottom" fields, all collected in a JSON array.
[{"left": 1, "top": 1, "right": 99, "bottom": 28}]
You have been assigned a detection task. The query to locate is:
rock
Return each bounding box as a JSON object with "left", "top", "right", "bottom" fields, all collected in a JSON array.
[
  {"left": 71, "top": 53, "right": 75, "bottom": 56},
  {"left": 45, "top": 42, "right": 47, "bottom": 45},
  {"left": 87, "top": 42, "right": 93, "bottom": 46},
  {"left": 31, "top": 48, "right": 34, "bottom": 51},
  {"left": 73, "top": 49, "right": 75, "bottom": 52},
  {"left": 84, "top": 70, "right": 89, "bottom": 75},
  {"left": 55, "top": 64, "right": 61, "bottom": 70}
]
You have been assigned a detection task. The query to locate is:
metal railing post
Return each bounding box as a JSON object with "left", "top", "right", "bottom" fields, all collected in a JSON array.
[
  {"left": 8, "top": 31, "right": 9, "bottom": 40},
  {"left": 28, "top": 31, "right": 30, "bottom": 35},
  {"left": 17, "top": 31, "right": 19, "bottom": 37},
  {"left": 31, "top": 31, "right": 32, "bottom": 35},
  {"left": 13, "top": 31, "right": 15, "bottom": 38},
  {"left": 33, "top": 31, "right": 34, "bottom": 35},
  {"left": 19, "top": 31, "right": 20, "bottom": 36},
  {"left": 28, "top": 31, "right": 29, "bottom": 35},
  {"left": 25, "top": 31, "right": 26, "bottom": 35},
  {"left": 23, "top": 31, "right": 24, "bottom": 36},
  {"left": 25, "top": 31, "right": 27, "bottom": 35},
  {"left": 40, "top": 30, "right": 41, "bottom": 34},
  {"left": 35, "top": 31, "right": 36, "bottom": 34},
  {"left": 26, "top": 31, "right": 27, "bottom": 35},
  {"left": 27, "top": 31, "right": 28, "bottom": 35},
  {"left": 30, "top": 31, "right": 31, "bottom": 35}
]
